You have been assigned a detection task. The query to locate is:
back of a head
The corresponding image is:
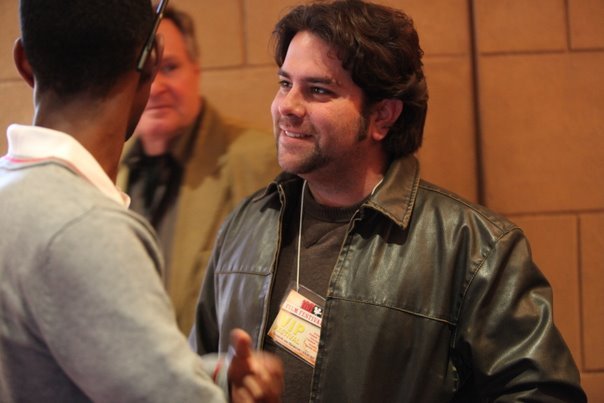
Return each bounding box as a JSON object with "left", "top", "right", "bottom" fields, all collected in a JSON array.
[
  {"left": 19, "top": 0, "right": 155, "bottom": 100},
  {"left": 273, "top": 0, "right": 428, "bottom": 160}
]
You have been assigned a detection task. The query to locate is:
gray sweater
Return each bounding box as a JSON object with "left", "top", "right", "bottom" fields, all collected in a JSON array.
[{"left": 0, "top": 159, "right": 226, "bottom": 402}]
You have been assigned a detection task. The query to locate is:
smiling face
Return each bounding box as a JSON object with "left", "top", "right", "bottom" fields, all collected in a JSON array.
[
  {"left": 134, "top": 19, "right": 201, "bottom": 154},
  {"left": 271, "top": 31, "right": 384, "bottom": 185}
]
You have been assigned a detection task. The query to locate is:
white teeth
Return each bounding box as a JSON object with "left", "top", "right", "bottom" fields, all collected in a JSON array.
[{"left": 284, "top": 130, "right": 307, "bottom": 138}]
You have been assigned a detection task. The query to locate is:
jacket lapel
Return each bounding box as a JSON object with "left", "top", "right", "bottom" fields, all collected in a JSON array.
[{"left": 167, "top": 105, "right": 231, "bottom": 309}]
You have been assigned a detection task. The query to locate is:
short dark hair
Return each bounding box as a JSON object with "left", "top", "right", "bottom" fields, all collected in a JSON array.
[
  {"left": 19, "top": 0, "right": 155, "bottom": 99},
  {"left": 273, "top": 0, "right": 428, "bottom": 159},
  {"left": 162, "top": 6, "right": 200, "bottom": 62}
]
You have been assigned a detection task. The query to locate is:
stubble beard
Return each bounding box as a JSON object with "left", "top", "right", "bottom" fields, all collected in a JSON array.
[
  {"left": 276, "top": 114, "right": 369, "bottom": 176},
  {"left": 277, "top": 133, "right": 329, "bottom": 175}
]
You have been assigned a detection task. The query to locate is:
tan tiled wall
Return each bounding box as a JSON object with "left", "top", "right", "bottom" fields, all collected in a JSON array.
[
  {"left": 1, "top": 0, "right": 602, "bottom": 399},
  {"left": 475, "top": 1, "right": 604, "bottom": 400}
]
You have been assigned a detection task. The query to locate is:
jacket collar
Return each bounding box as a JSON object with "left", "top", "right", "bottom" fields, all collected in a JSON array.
[
  {"left": 364, "top": 155, "right": 420, "bottom": 230},
  {"left": 256, "top": 155, "right": 420, "bottom": 230}
]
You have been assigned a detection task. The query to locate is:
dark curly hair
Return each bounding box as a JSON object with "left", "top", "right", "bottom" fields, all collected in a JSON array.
[
  {"left": 273, "top": 0, "right": 428, "bottom": 159},
  {"left": 20, "top": 0, "right": 155, "bottom": 99}
]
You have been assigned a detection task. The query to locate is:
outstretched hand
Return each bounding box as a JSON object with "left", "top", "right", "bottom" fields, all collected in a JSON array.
[{"left": 228, "top": 329, "right": 283, "bottom": 403}]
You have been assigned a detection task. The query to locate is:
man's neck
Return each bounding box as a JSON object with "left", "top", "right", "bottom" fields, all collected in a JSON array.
[
  {"left": 303, "top": 170, "right": 385, "bottom": 208},
  {"left": 33, "top": 92, "right": 133, "bottom": 183}
]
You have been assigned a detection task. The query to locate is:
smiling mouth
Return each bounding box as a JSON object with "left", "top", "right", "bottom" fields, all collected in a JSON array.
[
  {"left": 147, "top": 104, "right": 170, "bottom": 110},
  {"left": 283, "top": 129, "right": 311, "bottom": 139}
]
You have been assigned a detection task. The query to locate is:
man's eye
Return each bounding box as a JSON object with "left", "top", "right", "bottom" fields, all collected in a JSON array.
[
  {"left": 311, "top": 87, "right": 329, "bottom": 95},
  {"left": 160, "top": 63, "right": 178, "bottom": 74},
  {"left": 278, "top": 80, "right": 291, "bottom": 89}
]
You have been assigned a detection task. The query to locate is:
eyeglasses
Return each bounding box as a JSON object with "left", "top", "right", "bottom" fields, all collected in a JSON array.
[{"left": 136, "top": 0, "right": 170, "bottom": 72}]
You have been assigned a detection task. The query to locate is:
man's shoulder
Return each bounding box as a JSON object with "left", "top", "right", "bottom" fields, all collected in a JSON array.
[
  {"left": 217, "top": 123, "right": 280, "bottom": 183},
  {"left": 416, "top": 180, "right": 518, "bottom": 236},
  {"left": 2, "top": 161, "right": 108, "bottom": 208},
  {"left": 204, "top": 103, "right": 273, "bottom": 147},
  {"left": 219, "top": 181, "right": 281, "bottom": 228},
  {"left": 202, "top": 106, "right": 277, "bottom": 165},
  {"left": 226, "top": 125, "right": 275, "bottom": 153},
  {"left": 231, "top": 128, "right": 276, "bottom": 153},
  {"left": 1, "top": 162, "right": 151, "bottom": 238}
]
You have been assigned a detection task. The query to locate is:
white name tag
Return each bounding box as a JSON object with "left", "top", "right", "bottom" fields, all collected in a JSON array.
[{"left": 267, "top": 286, "right": 324, "bottom": 367}]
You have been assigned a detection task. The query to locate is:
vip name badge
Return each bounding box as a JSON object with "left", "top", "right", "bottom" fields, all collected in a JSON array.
[{"left": 268, "top": 288, "right": 324, "bottom": 366}]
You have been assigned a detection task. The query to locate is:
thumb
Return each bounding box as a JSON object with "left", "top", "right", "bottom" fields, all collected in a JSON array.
[
  {"left": 231, "top": 328, "right": 253, "bottom": 360},
  {"left": 228, "top": 328, "right": 254, "bottom": 381}
]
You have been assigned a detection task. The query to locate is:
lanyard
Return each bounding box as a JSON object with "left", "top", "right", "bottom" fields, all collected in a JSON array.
[{"left": 295, "top": 178, "right": 384, "bottom": 291}]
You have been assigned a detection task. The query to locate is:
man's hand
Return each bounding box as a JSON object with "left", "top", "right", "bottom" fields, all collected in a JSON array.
[{"left": 227, "top": 329, "right": 283, "bottom": 403}]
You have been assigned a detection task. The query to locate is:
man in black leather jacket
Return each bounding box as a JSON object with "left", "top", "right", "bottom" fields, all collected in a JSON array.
[{"left": 190, "top": 1, "right": 587, "bottom": 401}]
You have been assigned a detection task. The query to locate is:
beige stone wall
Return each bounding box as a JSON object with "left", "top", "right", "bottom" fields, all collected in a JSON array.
[{"left": 1, "top": 0, "right": 602, "bottom": 399}]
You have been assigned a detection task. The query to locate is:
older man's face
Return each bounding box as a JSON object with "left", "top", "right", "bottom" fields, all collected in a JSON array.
[{"left": 135, "top": 19, "right": 201, "bottom": 153}]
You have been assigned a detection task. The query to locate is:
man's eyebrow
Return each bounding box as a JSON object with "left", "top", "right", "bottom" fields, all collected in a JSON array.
[{"left": 277, "top": 69, "right": 336, "bottom": 86}]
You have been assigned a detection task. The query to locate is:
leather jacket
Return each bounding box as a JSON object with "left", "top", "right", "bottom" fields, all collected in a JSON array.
[{"left": 191, "top": 155, "right": 586, "bottom": 402}]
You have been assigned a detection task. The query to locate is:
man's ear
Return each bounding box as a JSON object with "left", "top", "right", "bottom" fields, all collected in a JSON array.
[
  {"left": 370, "top": 98, "right": 403, "bottom": 142},
  {"left": 13, "top": 38, "right": 35, "bottom": 88}
]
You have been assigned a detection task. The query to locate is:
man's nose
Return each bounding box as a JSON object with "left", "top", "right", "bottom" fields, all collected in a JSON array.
[
  {"left": 149, "top": 72, "right": 168, "bottom": 96},
  {"left": 277, "top": 86, "right": 306, "bottom": 118}
]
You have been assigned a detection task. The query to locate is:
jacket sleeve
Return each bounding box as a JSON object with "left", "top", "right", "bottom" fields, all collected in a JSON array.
[
  {"left": 28, "top": 207, "right": 226, "bottom": 403},
  {"left": 453, "top": 227, "right": 586, "bottom": 402}
]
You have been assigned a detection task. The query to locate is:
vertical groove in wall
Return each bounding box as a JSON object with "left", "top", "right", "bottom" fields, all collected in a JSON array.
[
  {"left": 563, "top": 0, "right": 572, "bottom": 51},
  {"left": 239, "top": 0, "right": 248, "bottom": 64},
  {"left": 468, "top": 0, "right": 486, "bottom": 205},
  {"left": 576, "top": 215, "right": 586, "bottom": 370}
]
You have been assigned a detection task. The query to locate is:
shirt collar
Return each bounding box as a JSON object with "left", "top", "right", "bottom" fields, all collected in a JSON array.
[{"left": 5, "top": 124, "right": 130, "bottom": 207}]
